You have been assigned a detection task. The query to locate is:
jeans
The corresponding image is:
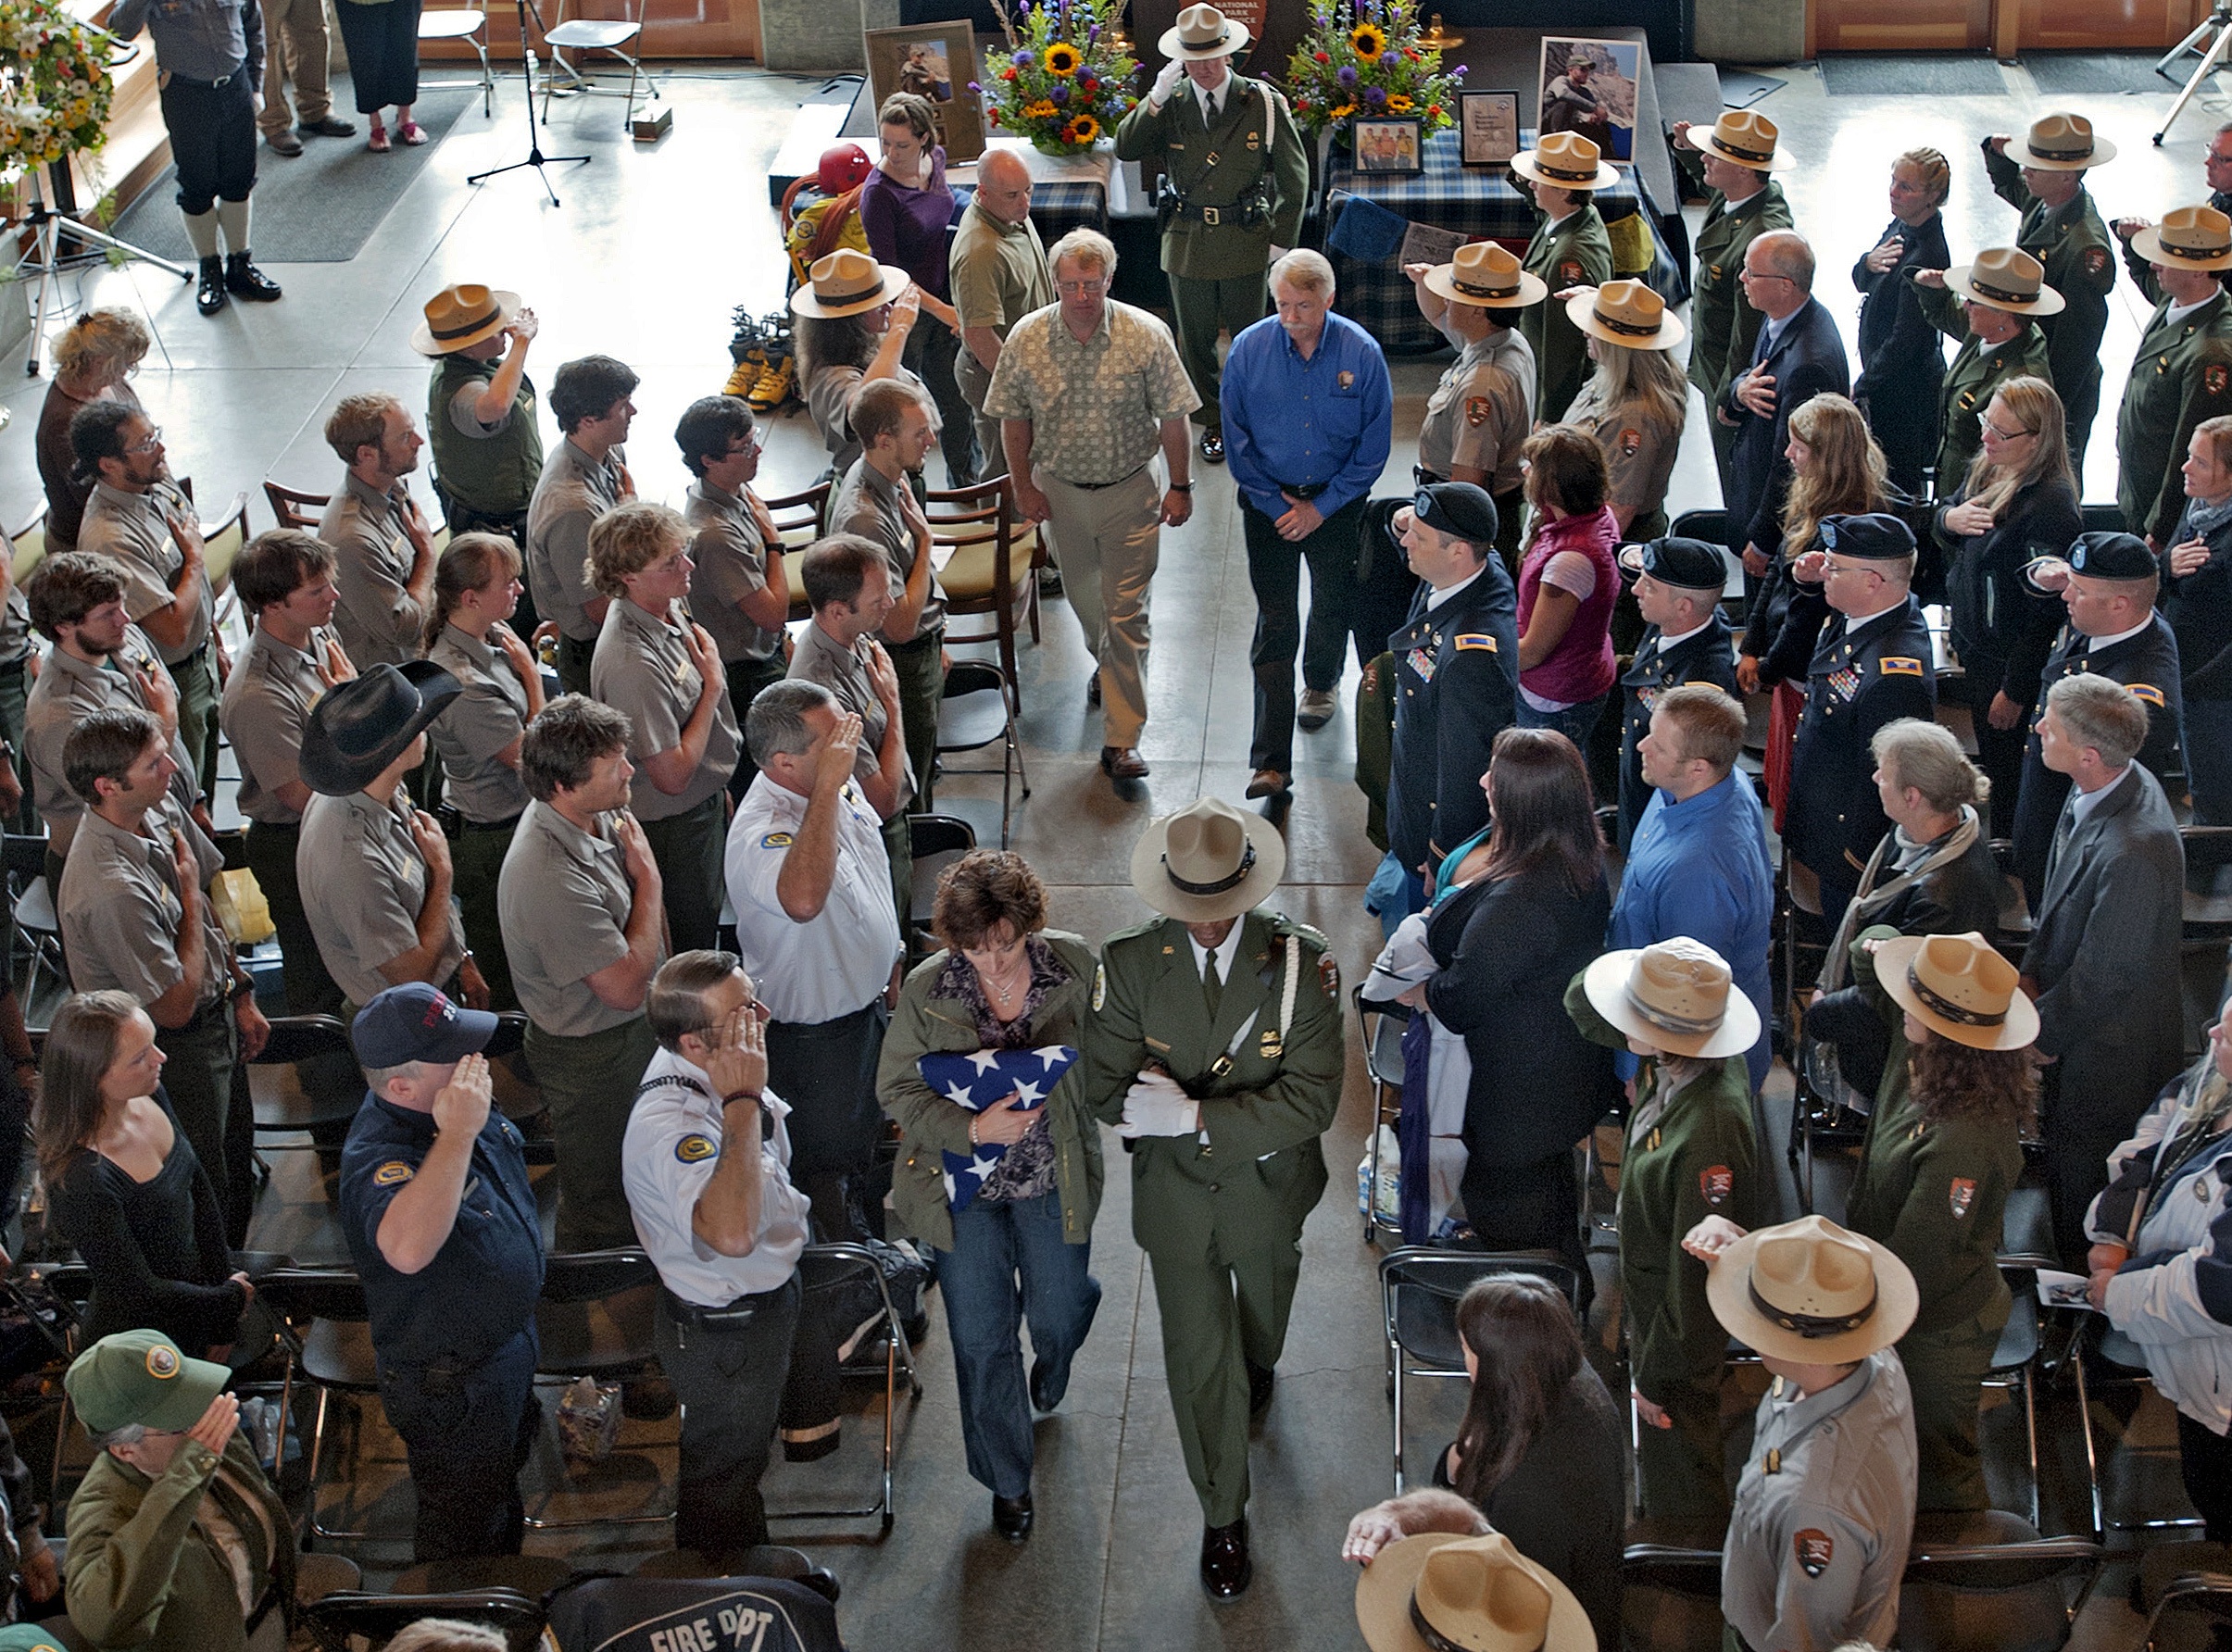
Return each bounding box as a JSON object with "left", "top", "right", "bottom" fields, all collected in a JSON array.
[
  {"left": 1514, "top": 691, "right": 1606, "bottom": 751},
  {"left": 656, "top": 1274, "right": 800, "bottom": 1556},
  {"left": 931, "top": 1190, "right": 1100, "bottom": 1498},
  {"left": 378, "top": 1327, "right": 542, "bottom": 1563},
  {"left": 1241, "top": 495, "right": 1370, "bottom": 775}
]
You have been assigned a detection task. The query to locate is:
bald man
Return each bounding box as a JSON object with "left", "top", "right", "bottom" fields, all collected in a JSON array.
[
  {"left": 950, "top": 148, "right": 1056, "bottom": 480},
  {"left": 1723, "top": 230, "right": 1850, "bottom": 579}
]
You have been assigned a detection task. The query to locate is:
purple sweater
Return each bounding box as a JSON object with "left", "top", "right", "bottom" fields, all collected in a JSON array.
[{"left": 860, "top": 148, "right": 956, "bottom": 300}]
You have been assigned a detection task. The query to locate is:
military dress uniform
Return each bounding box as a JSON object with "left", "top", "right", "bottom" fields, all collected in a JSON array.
[
  {"left": 1080, "top": 908, "right": 1343, "bottom": 1531},
  {"left": 1385, "top": 566, "right": 1521, "bottom": 882},
  {"left": 1915, "top": 282, "right": 2052, "bottom": 494},
  {"left": 1783, "top": 589, "right": 1937, "bottom": 911},
  {"left": 1687, "top": 181, "right": 1793, "bottom": 482},
  {"left": 1722, "top": 1350, "right": 1919, "bottom": 1652},
  {"left": 2115, "top": 286, "right": 2232, "bottom": 544},
  {"left": 2009, "top": 610, "right": 2185, "bottom": 901},
  {"left": 1519, "top": 205, "right": 1612, "bottom": 424},
  {"left": 1113, "top": 72, "right": 1308, "bottom": 444},
  {"left": 1983, "top": 140, "right": 2117, "bottom": 468},
  {"left": 1568, "top": 981, "right": 1761, "bottom": 1528},
  {"left": 1616, "top": 609, "right": 1739, "bottom": 845}
]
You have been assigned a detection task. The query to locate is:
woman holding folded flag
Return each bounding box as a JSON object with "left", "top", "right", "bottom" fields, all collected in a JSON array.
[{"left": 876, "top": 849, "right": 1104, "bottom": 1544}]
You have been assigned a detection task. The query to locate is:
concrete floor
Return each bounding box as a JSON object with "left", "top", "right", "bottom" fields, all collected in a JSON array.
[{"left": 5, "top": 50, "right": 2226, "bottom": 1652}]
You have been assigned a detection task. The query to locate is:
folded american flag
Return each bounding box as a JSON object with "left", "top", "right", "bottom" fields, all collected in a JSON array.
[{"left": 918, "top": 1045, "right": 1077, "bottom": 1213}]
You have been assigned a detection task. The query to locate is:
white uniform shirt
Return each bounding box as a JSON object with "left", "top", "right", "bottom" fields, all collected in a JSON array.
[
  {"left": 725, "top": 770, "right": 900, "bottom": 1026},
  {"left": 623, "top": 1043, "right": 812, "bottom": 1304}
]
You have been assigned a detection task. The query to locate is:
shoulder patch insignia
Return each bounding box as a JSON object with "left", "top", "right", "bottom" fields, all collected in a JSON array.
[
  {"left": 1454, "top": 632, "right": 1498, "bottom": 653},
  {"left": 1092, "top": 962, "right": 1106, "bottom": 1012},
  {"left": 2083, "top": 245, "right": 2110, "bottom": 281},
  {"left": 1464, "top": 395, "right": 1492, "bottom": 427},
  {"left": 2130, "top": 682, "right": 2166, "bottom": 707},
  {"left": 1557, "top": 258, "right": 1586, "bottom": 285},
  {"left": 1877, "top": 656, "right": 1925, "bottom": 676},
  {"left": 1795, "top": 1529, "right": 1835, "bottom": 1578},
  {"left": 1700, "top": 1164, "right": 1733, "bottom": 1207},
  {"left": 372, "top": 1160, "right": 415, "bottom": 1187},
  {"left": 760, "top": 831, "right": 794, "bottom": 849},
  {"left": 1619, "top": 427, "right": 1642, "bottom": 457},
  {"left": 675, "top": 1133, "right": 718, "bottom": 1164},
  {"left": 2212, "top": 364, "right": 2231, "bottom": 398},
  {"left": 1949, "top": 1177, "right": 1977, "bottom": 1219},
  {"left": 1319, "top": 953, "right": 1339, "bottom": 995}
]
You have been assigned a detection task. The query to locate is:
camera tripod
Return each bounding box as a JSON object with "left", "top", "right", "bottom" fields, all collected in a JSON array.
[
  {"left": 8, "top": 162, "right": 191, "bottom": 376},
  {"left": 467, "top": 0, "right": 591, "bottom": 205},
  {"left": 2153, "top": 0, "right": 2232, "bottom": 145}
]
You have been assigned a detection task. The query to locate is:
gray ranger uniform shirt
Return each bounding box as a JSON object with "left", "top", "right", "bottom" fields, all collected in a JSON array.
[
  {"left": 589, "top": 598, "right": 741, "bottom": 821},
  {"left": 524, "top": 436, "right": 626, "bottom": 644},
  {"left": 298, "top": 788, "right": 467, "bottom": 1007},
  {"left": 425, "top": 624, "right": 531, "bottom": 823},
  {"left": 498, "top": 800, "right": 662, "bottom": 1037},
  {"left": 25, "top": 626, "right": 196, "bottom": 854},
  {"left": 78, "top": 481, "right": 212, "bottom": 667},
  {"left": 788, "top": 620, "right": 910, "bottom": 810},
  {"left": 829, "top": 458, "right": 945, "bottom": 644},
  {"left": 320, "top": 472, "right": 426, "bottom": 670},
  {"left": 58, "top": 795, "right": 229, "bottom": 1012},
  {"left": 683, "top": 480, "right": 784, "bottom": 667},
  {"left": 218, "top": 624, "right": 332, "bottom": 827}
]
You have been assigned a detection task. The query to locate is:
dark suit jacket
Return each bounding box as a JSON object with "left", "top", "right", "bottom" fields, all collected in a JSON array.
[
  {"left": 1386, "top": 567, "right": 1522, "bottom": 872},
  {"left": 1725, "top": 296, "right": 1852, "bottom": 555},
  {"left": 2024, "top": 763, "right": 2187, "bottom": 1148},
  {"left": 1851, "top": 213, "right": 1950, "bottom": 421}
]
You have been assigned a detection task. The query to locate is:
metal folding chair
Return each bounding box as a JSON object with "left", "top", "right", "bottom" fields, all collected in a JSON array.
[{"left": 417, "top": 0, "right": 497, "bottom": 118}]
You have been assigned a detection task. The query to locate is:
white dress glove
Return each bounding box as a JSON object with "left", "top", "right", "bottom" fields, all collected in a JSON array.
[
  {"left": 1119, "top": 1069, "right": 1200, "bottom": 1137},
  {"left": 1150, "top": 57, "right": 1186, "bottom": 111}
]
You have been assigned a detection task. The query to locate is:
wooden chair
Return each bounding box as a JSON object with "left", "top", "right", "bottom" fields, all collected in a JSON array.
[
  {"left": 7, "top": 500, "right": 46, "bottom": 588},
  {"left": 263, "top": 480, "right": 328, "bottom": 532},
  {"left": 930, "top": 475, "right": 1039, "bottom": 707},
  {"left": 762, "top": 480, "right": 833, "bottom": 621}
]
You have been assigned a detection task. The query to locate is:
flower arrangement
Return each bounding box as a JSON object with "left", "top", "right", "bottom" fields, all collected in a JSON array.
[
  {"left": 0, "top": 0, "right": 111, "bottom": 173},
  {"left": 972, "top": 0, "right": 1137, "bottom": 156},
  {"left": 1282, "top": 0, "right": 1462, "bottom": 140}
]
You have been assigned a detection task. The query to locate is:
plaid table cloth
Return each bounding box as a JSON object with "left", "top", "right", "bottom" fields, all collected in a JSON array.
[{"left": 1323, "top": 129, "right": 1685, "bottom": 356}]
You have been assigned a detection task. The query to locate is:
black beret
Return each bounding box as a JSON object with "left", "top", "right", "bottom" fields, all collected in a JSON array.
[
  {"left": 1618, "top": 536, "right": 1729, "bottom": 593},
  {"left": 2066, "top": 530, "right": 2158, "bottom": 580},
  {"left": 1817, "top": 512, "right": 1917, "bottom": 560},
  {"left": 1412, "top": 482, "right": 1499, "bottom": 546}
]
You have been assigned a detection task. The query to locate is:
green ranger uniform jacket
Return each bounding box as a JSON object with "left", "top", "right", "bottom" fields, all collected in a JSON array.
[
  {"left": 1114, "top": 78, "right": 1310, "bottom": 282},
  {"left": 1687, "top": 181, "right": 1794, "bottom": 409},
  {"left": 1081, "top": 909, "right": 1343, "bottom": 1250},
  {"left": 1568, "top": 977, "right": 1760, "bottom": 1403},
  {"left": 1838, "top": 929, "right": 2023, "bottom": 1341},
  {"left": 1982, "top": 142, "right": 2116, "bottom": 413},
  {"left": 429, "top": 352, "right": 543, "bottom": 517},
  {"left": 1915, "top": 282, "right": 2052, "bottom": 494},
  {"left": 2118, "top": 287, "right": 2232, "bottom": 544},
  {"left": 1521, "top": 204, "right": 1613, "bottom": 424}
]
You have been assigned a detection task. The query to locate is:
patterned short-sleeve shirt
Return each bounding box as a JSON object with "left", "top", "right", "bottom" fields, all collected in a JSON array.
[{"left": 982, "top": 299, "right": 1199, "bottom": 484}]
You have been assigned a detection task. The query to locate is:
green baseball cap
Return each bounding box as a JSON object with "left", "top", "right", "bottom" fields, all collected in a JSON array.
[
  {"left": 0, "top": 1627, "right": 69, "bottom": 1652},
  {"left": 64, "top": 1330, "right": 228, "bottom": 1434}
]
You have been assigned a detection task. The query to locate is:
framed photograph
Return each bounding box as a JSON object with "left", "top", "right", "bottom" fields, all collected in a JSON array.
[
  {"left": 864, "top": 22, "right": 986, "bottom": 164},
  {"left": 1457, "top": 91, "right": 1520, "bottom": 169},
  {"left": 1354, "top": 117, "right": 1423, "bottom": 176},
  {"left": 1536, "top": 36, "right": 1640, "bottom": 164}
]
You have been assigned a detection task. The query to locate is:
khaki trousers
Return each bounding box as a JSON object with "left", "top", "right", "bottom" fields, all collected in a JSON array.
[
  {"left": 1038, "top": 467, "right": 1160, "bottom": 747},
  {"left": 259, "top": 0, "right": 332, "bottom": 133}
]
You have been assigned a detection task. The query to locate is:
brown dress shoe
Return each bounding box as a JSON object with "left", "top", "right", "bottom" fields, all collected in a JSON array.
[
  {"left": 1100, "top": 745, "right": 1149, "bottom": 780},
  {"left": 1200, "top": 1517, "right": 1251, "bottom": 1598},
  {"left": 1245, "top": 769, "right": 1288, "bottom": 799}
]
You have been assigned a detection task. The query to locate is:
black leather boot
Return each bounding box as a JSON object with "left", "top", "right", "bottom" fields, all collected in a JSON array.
[
  {"left": 225, "top": 252, "right": 282, "bottom": 301},
  {"left": 195, "top": 256, "right": 227, "bottom": 316}
]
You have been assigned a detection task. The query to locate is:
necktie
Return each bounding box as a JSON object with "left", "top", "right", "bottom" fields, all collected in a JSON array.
[
  {"left": 1203, "top": 953, "right": 1223, "bottom": 1019},
  {"left": 1205, "top": 91, "right": 1221, "bottom": 125},
  {"left": 2051, "top": 796, "right": 2077, "bottom": 867}
]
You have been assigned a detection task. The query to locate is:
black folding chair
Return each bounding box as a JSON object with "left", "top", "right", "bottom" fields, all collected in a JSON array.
[
  {"left": 302, "top": 1587, "right": 545, "bottom": 1652},
  {"left": 1895, "top": 1509, "right": 2104, "bottom": 1652}
]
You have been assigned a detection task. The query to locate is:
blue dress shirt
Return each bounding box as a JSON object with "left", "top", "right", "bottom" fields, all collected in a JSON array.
[
  {"left": 1220, "top": 310, "right": 1394, "bottom": 520},
  {"left": 1608, "top": 771, "right": 1775, "bottom": 1091}
]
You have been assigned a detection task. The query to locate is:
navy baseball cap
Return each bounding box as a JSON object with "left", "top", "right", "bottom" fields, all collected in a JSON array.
[
  {"left": 1619, "top": 536, "right": 1729, "bottom": 593},
  {"left": 352, "top": 983, "right": 498, "bottom": 1070},
  {"left": 2066, "top": 530, "right": 2157, "bottom": 580},
  {"left": 1412, "top": 482, "right": 1500, "bottom": 546},
  {"left": 1817, "top": 512, "right": 1916, "bottom": 560}
]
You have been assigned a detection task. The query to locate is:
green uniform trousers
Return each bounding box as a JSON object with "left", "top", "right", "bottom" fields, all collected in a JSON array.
[
  {"left": 640, "top": 791, "right": 726, "bottom": 956},
  {"left": 528, "top": 1015, "right": 659, "bottom": 1253},
  {"left": 1143, "top": 1195, "right": 1307, "bottom": 1528},
  {"left": 243, "top": 820, "right": 359, "bottom": 1112},
  {"left": 173, "top": 645, "right": 220, "bottom": 799},
  {"left": 558, "top": 632, "right": 596, "bottom": 700},
  {"left": 883, "top": 808, "right": 913, "bottom": 952},
  {"left": 889, "top": 623, "right": 945, "bottom": 813},
  {"left": 453, "top": 815, "right": 522, "bottom": 1013},
  {"left": 724, "top": 655, "right": 790, "bottom": 801},
  {"left": 154, "top": 996, "right": 257, "bottom": 1247},
  {"left": 1898, "top": 1308, "right": 2004, "bottom": 1513},
  {"left": 1170, "top": 271, "right": 1270, "bottom": 435},
  {"left": 1635, "top": 1370, "right": 1731, "bottom": 1532}
]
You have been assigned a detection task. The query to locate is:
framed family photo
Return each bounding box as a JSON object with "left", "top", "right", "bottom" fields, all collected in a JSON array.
[
  {"left": 1354, "top": 116, "right": 1423, "bottom": 175},
  {"left": 1457, "top": 90, "right": 1519, "bottom": 168},
  {"left": 864, "top": 21, "right": 987, "bottom": 163},
  {"left": 1536, "top": 36, "right": 1640, "bottom": 163}
]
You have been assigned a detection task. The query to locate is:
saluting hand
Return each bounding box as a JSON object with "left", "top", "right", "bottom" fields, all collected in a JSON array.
[
  {"left": 817, "top": 711, "right": 864, "bottom": 795},
  {"left": 433, "top": 1051, "right": 494, "bottom": 1140},
  {"left": 186, "top": 1392, "right": 241, "bottom": 1458},
  {"left": 704, "top": 999, "right": 770, "bottom": 1101}
]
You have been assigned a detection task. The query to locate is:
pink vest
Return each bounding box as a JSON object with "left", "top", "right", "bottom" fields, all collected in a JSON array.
[{"left": 1517, "top": 506, "right": 1621, "bottom": 705}]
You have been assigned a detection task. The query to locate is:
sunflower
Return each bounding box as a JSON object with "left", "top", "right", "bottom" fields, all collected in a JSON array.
[
  {"left": 1330, "top": 102, "right": 1357, "bottom": 119},
  {"left": 1348, "top": 22, "right": 1386, "bottom": 56},
  {"left": 1066, "top": 113, "right": 1100, "bottom": 142},
  {"left": 1024, "top": 98, "right": 1059, "bottom": 119},
  {"left": 1386, "top": 93, "right": 1413, "bottom": 111},
  {"left": 1044, "top": 41, "right": 1081, "bottom": 76}
]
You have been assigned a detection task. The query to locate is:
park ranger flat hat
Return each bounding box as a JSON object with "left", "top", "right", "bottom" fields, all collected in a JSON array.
[
  {"left": 1511, "top": 131, "right": 1619, "bottom": 192},
  {"left": 1693, "top": 108, "right": 1793, "bottom": 171},
  {"left": 2131, "top": 204, "right": 2232, "bottom": 271},
  {"left": 1566, "top": 279, "right": 1686, "bottom": 350},
  {"left": 1357, "top": 1532, "right": 1596, "bottom": 1652},
  {"left": 1709, "top": 1214, "right": 1920, "bottom": 1364},
  {"left": 2011, "top": 110, "right": 2115, "bottom": 169},
  {"left": 412, "top": 283, "right": 522, "bottom": 357},
  {"left": 1131, "top": 796, "right": 1285, "bottom": 922},
  {"left": 1423, "top": 242, "right": 1547, "bottom": 310},
  {"left": 1160, "top": 3, "right": 1250, "bottom": 60},
  {"left": 789, "top": 248, "right": 916, "bottom": 319},
  {"left": 1944, "top": 245, "right": 2065, "bottom": 317},
  {"left": 1582, "top": 937, "right": 1760, "bottom": 1060},
  {"left": 1875, "top": 931, "right": 2038, "bottom": 1053}
]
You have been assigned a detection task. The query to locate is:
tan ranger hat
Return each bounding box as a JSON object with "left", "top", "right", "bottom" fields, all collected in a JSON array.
[
  {"left": 1693, "top": 109, "right": 1791, "bottom": 171},
  {"left": 1945, "top": 246, "right": 2066, "bottom": 316},
  {"left": 1511, "top": 131, "right": 1619, "bottom": 191},
  {"left": 2131, "top": 204, "right": 2232, "bottom": 271},
  {"left": 1423, "top": 242, "right": 1547, "bottom": 310}
]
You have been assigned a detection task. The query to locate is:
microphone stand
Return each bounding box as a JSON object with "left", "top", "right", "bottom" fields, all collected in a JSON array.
[{"left": 468, "top": 0, "right": 590, "bottom": 205}]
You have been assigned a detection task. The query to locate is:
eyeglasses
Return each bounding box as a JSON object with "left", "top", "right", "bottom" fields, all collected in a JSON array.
[
  {"left": 2210, "top": 148, "right": 2232, "bottom": 165},
  {"left": 726, "top": 437, "right": 763, "bottom": 457},
  {"left": 1820, "top": 558, "right": 1882, "bottom": 582},
  {"left": 1737, "top": 269, "right": 1793, "bottom": 285},
  {"left": 126, "top": 425, "right": 162, "bottom": 455},
  {"left": 1056, "top": 278, "right": 1107, "bottom": 295},
  {"left": 1981, "top": 418, "right": 2037, "bottom": 442}
]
